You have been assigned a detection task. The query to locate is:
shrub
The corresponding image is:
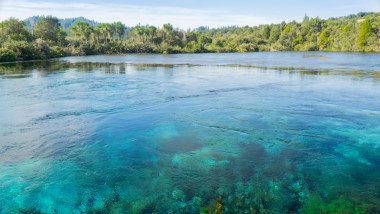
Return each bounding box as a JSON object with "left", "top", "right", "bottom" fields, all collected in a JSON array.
[
  {"left": 2, "top": 40, "right": 39, "bottom": 60},
  {"left": 0, "top": 48, "right": 16, "bottom": 62},
  {"left": 50, "top": 46, "right": 66, "bottom": 58}
]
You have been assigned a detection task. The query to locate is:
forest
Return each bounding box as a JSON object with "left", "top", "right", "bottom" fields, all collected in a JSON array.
[{"left": 0, "top": 12, "right": 379, "bottom": 62}]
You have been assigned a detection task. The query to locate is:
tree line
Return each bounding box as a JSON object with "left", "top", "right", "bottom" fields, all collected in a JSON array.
[{"left": 1, "top": 12, "right": 379, "bottom": 62}]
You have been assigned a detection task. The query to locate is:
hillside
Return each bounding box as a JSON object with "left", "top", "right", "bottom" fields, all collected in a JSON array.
[{"left": 24, "top": 16, "right": 102, "bottom": 34}]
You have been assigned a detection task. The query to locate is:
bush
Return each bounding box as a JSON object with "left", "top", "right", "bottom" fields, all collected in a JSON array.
[
  {"left": 0, "top": 48, "right": 16, "bottom": 62},
  {"left": 64, "top": 45, "right": 86, "bottom": 56},
  {"left": 50, "top": 46, "right": 66, "bottom": 58},
  {"left": 2, "top": 40, "right": 40, "bottom": 60},
  {"left": 125, "top": 42, "right": 154, "bottom": 53},
  {"left": 33, "top": 39, "right": 50, "bottom": 54},
  {"left": 236, "top": 43, "right": 258, "bottom": 52}
]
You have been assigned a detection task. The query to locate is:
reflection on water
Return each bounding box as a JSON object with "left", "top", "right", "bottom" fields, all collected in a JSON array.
[
  {"left": 0, "top": 52, "right": 380, "bottom": 213},
  {"left": 1, "top": 57, "right": 380, "bottom": 81}
]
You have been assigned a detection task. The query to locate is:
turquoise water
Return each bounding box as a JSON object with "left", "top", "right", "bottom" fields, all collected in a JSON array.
[{"left": 0, "top": 52, "right": 380, "bottom": 213}]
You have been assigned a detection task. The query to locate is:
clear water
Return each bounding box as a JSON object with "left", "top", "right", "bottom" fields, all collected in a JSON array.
[{"left": 1, "top": 52, "right": 380, "bottom": 213}]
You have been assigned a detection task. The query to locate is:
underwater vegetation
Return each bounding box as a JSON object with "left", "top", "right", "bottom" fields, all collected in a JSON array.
[
  {"left": 299, "top": 196, "right": 369, "bottom": 214},
  {"left": 5, "top": 138, "right": 378, "bottom": 214}
]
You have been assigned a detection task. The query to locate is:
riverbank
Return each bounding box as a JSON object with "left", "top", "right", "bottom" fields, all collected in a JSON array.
[
  {"left": 2, "top": 49, "right": 380, "bottom": 64},
  {"left": 1, "top": 12, "right": 380, "bottom": 62}
]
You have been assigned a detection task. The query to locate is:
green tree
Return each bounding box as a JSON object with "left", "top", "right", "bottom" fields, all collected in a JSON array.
[
  {"left": 132, "top": 25, "right": 148, "bottom": 42},
  {"left": 70, "top": 20, "right": 94, "bottom": 42},
  {"left": 268, "top": 25, "right": 280, "bottom": 44},
  {"left": 262, "top": 25, "right": 271, "bottom": 40},
  {"left": 147, "top": 26, "right": 157, "bottom": 43},
  {"left": 283, "top": 26, "right": 291, "bottom": 33},
  {"left": 34, "top": 16, "right": 63, "bottom": 44},
  {"left": 343, "top": 25, "right": 350, "bottom": 33},
  {"left": 56, "top": 29, "right": 67, "bottom": 46},
  {"left": 113, "top": 22, "right": 125, "bottom": 40},
  {"left": 92, "top": 28, "right": 101, "bottom": 44},
  {"left": 358, "top": 18, "right": 372, "bottom": 47},
  {"left": 108, "top": 24, "right": 116, "bottom": 42},
  {"left": 0, "top": 18, "right": 33, "bottom": 43},
  {"left": 98, "top": 23, "right": 112, "bottom": 44},
  {"left": 163, "top": 23, "right": 173, "bottom": 31},
  {"left": 186, "top": 32, "right": 198, "bottom": 43},
  {"left": 320, "top": 27, "right": 332, "bottom": 48},
  {"left": 0, "top": 48, "right": 17, "bottom": 62},
  {"left": 3, "top": 11, "right": 380, "bottom": 60}
]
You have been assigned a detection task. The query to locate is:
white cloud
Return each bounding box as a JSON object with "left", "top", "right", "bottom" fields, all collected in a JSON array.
[{"left": 0, "top": 0, "right": 281, "bottom": 29}]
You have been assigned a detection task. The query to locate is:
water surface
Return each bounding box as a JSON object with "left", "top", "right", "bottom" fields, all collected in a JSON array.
[{"left": 1, "top": 52, "right": 380, "bottom": 213}]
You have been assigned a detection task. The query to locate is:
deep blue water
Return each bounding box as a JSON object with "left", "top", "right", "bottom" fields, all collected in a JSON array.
[{"left": 1, "top": 52, "right": 380, "bottom": 213}]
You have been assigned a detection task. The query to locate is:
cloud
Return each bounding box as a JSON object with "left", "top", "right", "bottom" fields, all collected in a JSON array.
[{"left": 0, "top": 0, "right": 281, "bottom": 29}]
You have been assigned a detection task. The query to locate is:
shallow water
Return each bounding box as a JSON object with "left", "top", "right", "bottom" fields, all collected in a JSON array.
[{"left": 1, "top": 52, "right": 380, "bottom": 213}]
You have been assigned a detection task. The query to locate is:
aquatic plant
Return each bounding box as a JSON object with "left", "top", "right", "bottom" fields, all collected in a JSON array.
[
  {"left": 172, "top": 189, "right": 186, "bottom": 202},
  {"left": 202, "top": 196, "right": 224, "bottom": 214},
  {"left": 18, "top": 208, "right": 44, "bottom": 214},
  {"left": 300, "top": 196, "right": 369, "bottom": 214}
]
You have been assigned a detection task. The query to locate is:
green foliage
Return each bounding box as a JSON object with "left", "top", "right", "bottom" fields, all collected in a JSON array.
[
  {"left": 300, "top": 196, "right": 368, "bottom": 214},
  {"left": 358, "top": 18, "right": 373, "bottom": 48},
  {"left": 0, "top": 18, "right": 33, "bottom": 43},
  {"left": 2, "top": 40, "right": 35, "bottom": 59},
  {"left": 343, "top": 25, "right": 350, "bottom": 32},
  {"left": 34, "top": 16, "right": 66, "bottom": 45},
  {"left": 163, "top": 23, "right": 173, "bottom": 31},
  {"left": 0, "top": 48, "right": 16, "bottom": 62},
  {"left": 263, "top": 25, "right": 271, "bottom": 39},
  {"left": 293, "top": 36, "right": 304, "bottom": 46},
  {"left": 268, "top": 26, "right": 281, "bottom": 44},
  {"left": 32, "top": 38, "right": 51, "bottom": 59},
  {"left": 50, "top": 46, "right": 67, "bottom": 58},
  {"left": 320, "top": 28, "right": 332, "bottom": 48},
  {"left": 199, "top": 35, "right": 212, "bottom": 45},
  {"left": 113, "top": 22, "right": 126, "bottom": 40},
  {"left": 1, "top": 12, "right": 380, "bottom": 62},
  {"left": 97, "top": 23, "right": 114, "bottom": 44},
  {"left": 70, "top": 20, "right": 94, "bottom": 41},
  {"left": 1, "top": 38, "right": 59, "bottom": 61},
  {"left": 202, "top": 196, "right": 224, "bottom": 214},
  {"left": 284, "top": 26, "right": 291, "bottom": 33}
]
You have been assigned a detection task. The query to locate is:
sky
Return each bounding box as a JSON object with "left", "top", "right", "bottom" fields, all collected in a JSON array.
[{"left": 0, "top": 0, "right": 380, "bottom": 29}]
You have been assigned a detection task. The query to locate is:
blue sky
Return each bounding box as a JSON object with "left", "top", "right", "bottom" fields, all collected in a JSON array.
[{"left": 0, "top": 0, "right": 380, "bottom": 29}]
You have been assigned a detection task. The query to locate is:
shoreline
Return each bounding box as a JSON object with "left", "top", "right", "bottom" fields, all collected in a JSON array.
[{"left": 2, "top": 50, "right": 380, "bottom": 64}]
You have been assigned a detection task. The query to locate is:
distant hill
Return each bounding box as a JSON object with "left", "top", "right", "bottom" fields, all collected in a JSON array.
[
  {"left": 23, "top": 16, "right": 134, "bottom": 38},
  {"left": 23, "top": 16, "right": 39, "bottom": 32},
  {"left": 24, "top": 16, "right": 102, "bottom": 34},
  {"left": 60, "top": 17, "right": 102, "bottom": 29}
]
